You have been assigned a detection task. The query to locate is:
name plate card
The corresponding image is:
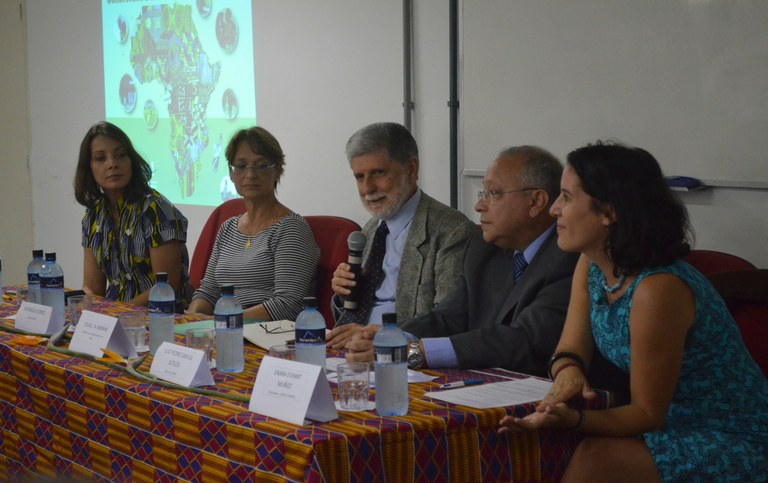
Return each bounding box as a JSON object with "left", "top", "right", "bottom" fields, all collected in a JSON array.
[
  {"left": 149, "top": 341, "right": 214, "bottom": 388},
  {"left": 69, "top": 310, "right": 137, "bottom": 359},
  {"left": 15, "top": 301, "right": 55, "bottom": 334},
  {"left": 249, "top": 356, "right": 337, "bottom": 425}
]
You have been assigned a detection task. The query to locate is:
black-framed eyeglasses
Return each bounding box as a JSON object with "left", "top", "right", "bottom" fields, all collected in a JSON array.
[
  {"left": 260, "top": 322, "right": 293, "bottom": 334},
  {"left": 477, "top": 187, "right": 538, "bottom": 202},
  {"left": 230, "top": 162, "right": 277, "bottom": 175}
]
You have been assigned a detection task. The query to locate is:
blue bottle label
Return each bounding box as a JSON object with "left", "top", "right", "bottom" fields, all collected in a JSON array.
[
  {"left": 374, "top": 345, "right": 407, "bottom": 364},
  {"left": 40, "top": 276, "right": 64, "bottom": 289},
  {"left": 296, "top": 328, "right": 326, "bottom": 345},
  {"left": 28, "top": 273, "right": 40, "bottom": 284},
  {"left": 148, "top": 300, "right": 174, "bottom": 314},
  {"left": 215, "top": 313, "right": 243, "bottom": 329}
]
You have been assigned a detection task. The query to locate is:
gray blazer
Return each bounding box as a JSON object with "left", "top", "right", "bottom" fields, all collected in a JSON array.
[
  {"left": 357, "top": 191, "right": 477, "bottom": 323},
  {"left": 401, "top": 229, "right": 579, "bottom": 377}
]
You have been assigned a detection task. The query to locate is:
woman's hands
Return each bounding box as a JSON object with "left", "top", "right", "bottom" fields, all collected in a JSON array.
[
  {"left": 498, "top": 402, "right": 582, "bottom": 434},
  {"left": 497, "top": 365, "right": 596, "bottom": 435},
  {"left": 540, "top": 365, "right": 596, "bottom": 410}
]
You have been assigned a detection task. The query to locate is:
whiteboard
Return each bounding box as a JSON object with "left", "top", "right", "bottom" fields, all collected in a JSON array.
[{"left": 460, "top": 0, "right": 768, "bottom": 184}]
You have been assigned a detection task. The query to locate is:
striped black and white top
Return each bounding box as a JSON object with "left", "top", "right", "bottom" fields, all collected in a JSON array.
[{"left": 192, "top": 213, "right": 319, "bottom": 320}]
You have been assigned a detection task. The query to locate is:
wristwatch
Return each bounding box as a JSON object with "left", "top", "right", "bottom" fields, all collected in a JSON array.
[{"left": 407, "top": 340, "right": 425, "bottom": 370}]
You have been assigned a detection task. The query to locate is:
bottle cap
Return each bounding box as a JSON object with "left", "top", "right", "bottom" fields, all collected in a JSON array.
[
  {"left": 221, "top": 285, "right": 235, "bottom": 296},
  {"left": 45, "top": 252, "right": 56, "bottom": 261},
  {"left": 303, "top": 296, "right": 317, "bottom": 308},
  {"left": 382, "top": 312, "right": 397, "bottom": 324},
  {"left": 155, "top": 272, "right": 168, "bottom": 283},
  {"left": 33, "top": 249, "right": 44, "bottom": 258}
]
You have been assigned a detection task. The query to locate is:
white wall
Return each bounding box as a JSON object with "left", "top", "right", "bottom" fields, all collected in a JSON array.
[
  {"left": 5, "top": 1, "right": 766, "bottom": 292},
  {"left": 458, "top": 0, "right": 768, "bottom": 268},
  {"left": 24, "top": 1, "right": 409, "bottom": 289},
  {"left": 0, "top": 1, "right": 33, "bottom": 285}
]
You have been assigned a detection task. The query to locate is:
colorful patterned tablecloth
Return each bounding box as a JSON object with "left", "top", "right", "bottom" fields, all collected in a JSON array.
[{"left": 0, "top": 294, "right": 607, "bottom": 482}]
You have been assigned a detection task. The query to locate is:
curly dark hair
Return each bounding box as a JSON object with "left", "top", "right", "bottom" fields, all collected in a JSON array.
[
  {"left": 567, "top": 141, "right": 692, "bottom": 276},
  {"left": 73, "top": 121, "right": 152, "bottom": 208}
]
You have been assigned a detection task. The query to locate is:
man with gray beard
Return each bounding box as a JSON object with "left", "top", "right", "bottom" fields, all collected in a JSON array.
[{"left": 326, "top": 122, "right": 476, "bottom": 349}]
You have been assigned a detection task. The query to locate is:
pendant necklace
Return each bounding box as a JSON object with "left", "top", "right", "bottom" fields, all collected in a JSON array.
[
  {"left": 244, "top": 236, "right": 252, "bottom": 250},
  {"left": 602, "top": 274, "right": 626, "bottom": 294}
]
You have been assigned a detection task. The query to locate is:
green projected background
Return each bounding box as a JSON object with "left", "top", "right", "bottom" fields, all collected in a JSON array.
[{"left": 102, "top": 0, "right": 256, "bottom": 206}]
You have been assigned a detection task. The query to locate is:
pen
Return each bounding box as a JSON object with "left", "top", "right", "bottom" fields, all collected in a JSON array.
[{"left": 438, "top": 379, "right": 485, "bottom": 390}]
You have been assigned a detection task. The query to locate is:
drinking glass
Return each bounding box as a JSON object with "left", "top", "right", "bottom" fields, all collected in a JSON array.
[
  {"left": 67, "top": 294, "right": 93, "bottom": 327},
  {"left": 337, "top": 362, "right": 370, "bottom": 411},
  {"left": 268, "top": 343, "right": 296, "bottom": 360},
  {"left": 186, "top": 328, "right": 215, "bottom": 368},
  {"left": 16, "top": 287, "right": 30, "bottom": 304},
  {"left": 119, "top": 310, "right": 148, "bottom": 353}
]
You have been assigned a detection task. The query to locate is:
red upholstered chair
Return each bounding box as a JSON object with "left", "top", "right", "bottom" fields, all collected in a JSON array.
[
  {"left": 190, "top": 204, "right": 360, "bottom": 327},
  {"left": 189, "top": 199, "right": 246, "bottom": 289},
  {"left": 304, "top": 216, "right": 361, "bottom": 327},
  {"left": 683, "top": 249, "right": 755, "bottom": 274},
  {"left": 684, "top": 250, "right": 767, "bottom": 376}
]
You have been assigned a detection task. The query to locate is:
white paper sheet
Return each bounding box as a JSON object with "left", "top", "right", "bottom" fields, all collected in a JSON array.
[
  {"left": 326, "top": 367, "right": 437, "bottom": 387},
  {"left": 424, "top": 377, "right": 553, "bottom": 409}
]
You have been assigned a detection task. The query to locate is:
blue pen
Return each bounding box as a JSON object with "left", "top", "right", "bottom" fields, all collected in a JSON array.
[{"left": 438, "top": 379, "right": 485, "bottom": 390}]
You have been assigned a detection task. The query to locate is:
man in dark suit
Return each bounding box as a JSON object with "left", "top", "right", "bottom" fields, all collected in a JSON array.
[
  {"left": 326, "top": 122, "right": 476, "bottom": 349},
  {"left": 346, "top": 145, "right": 578, "bottom": 377}
]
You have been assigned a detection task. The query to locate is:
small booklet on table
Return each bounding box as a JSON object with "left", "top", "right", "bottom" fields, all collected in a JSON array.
[{"left": 175, "top": 319, "right": 293, "bottom": 350}]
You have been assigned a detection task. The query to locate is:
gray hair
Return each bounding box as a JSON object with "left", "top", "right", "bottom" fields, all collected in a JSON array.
[
  {"left": 345, "top": 122, "right": 418, "bottom": 165},
  {"left": 498, "top": 145, "right": 562, "bottom": 204}
]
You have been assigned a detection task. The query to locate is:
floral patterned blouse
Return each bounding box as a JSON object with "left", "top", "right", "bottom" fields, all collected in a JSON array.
[{"left": 81, "top": 189, "right": 190, "bottom": 305}]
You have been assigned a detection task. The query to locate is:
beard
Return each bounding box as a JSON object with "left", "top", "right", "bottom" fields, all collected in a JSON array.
[{"left": 362, "top": 173, "right": 413, "bottom": 221}]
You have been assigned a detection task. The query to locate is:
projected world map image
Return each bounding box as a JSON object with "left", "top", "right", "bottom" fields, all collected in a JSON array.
[{"left": 103, "top": 1, "right": 256, "bottom": 206}]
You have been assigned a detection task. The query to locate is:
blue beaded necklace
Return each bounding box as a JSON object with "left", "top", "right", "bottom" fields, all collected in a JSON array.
[{"left": 602, "top": 274, "right": 626, "bottom": 294}]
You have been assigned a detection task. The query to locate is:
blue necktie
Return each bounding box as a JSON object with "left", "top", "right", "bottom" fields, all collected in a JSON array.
[
  {"left": 338, "top": 221, "right": 389, "bottom": 325},
  {"left": 513, "top": 252, "right": 528, "bottom": 283}
]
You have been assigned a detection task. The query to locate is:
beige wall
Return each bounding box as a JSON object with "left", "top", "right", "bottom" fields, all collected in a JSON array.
[{"left": 0, "top": 1, "right": 33, "bottom": 285}]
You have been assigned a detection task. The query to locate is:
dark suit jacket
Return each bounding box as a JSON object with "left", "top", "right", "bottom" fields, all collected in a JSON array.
[{"left": 401, "top": 229, "right": 578, "bottom": 377}]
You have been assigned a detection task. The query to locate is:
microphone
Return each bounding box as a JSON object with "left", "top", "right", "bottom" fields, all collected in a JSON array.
[{"left": 343, "top": 231, "right": 367, "bottom": 310}]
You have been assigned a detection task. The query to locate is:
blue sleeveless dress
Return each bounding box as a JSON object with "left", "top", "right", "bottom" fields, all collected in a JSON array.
[{"left": 589, "top": 260, "right": 768, "bottom": 481}]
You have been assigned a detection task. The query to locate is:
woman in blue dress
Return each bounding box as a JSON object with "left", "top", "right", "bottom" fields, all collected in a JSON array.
[{"left": 498, "top": 142, "right": 768, "bottom": 481}]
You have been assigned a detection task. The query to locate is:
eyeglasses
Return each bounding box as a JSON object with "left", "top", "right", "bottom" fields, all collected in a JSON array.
[
  {"left": 230, "top": 162, "right": 277, "bottom": 175},
  {"left": 477, "top": 188, "right": 538, "bottom": 202},
  {"left": 259, "top": 322, "right": 294, "bottom": 335}
]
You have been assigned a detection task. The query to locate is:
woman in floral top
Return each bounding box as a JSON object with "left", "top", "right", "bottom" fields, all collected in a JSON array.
[{"left": 74, "top": 121, "right": 191, "bottom": 308}]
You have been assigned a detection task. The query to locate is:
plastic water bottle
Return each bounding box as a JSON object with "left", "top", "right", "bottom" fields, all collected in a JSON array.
[
  {"left": 214, "top": 285, "right": 244, "bottom": 373},
  {"left": 148, "top": 272, "right": 176, "bottom": 355},
  {"left": 373, "top": 312, "right": 408, "bottom": 416},
  {"left": 39, "top": 252, "right": 65, "bottom": 330},
  {"left": 27, "top": 249, "right": 45, "bottom": 304},
  {"left": 294, "top": 297, "right": 327, "bottom": 369}
]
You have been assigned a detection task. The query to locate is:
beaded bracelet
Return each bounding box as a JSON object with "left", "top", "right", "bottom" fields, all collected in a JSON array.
[
  {"left": 547, "top": 351, "right": 586, "bottom": 380},
  {"left": 550, "top": 360, "right": 582, "bottom": 381},
  {"left": 570, "top": 408, "right": 585, "bottom": 431}
]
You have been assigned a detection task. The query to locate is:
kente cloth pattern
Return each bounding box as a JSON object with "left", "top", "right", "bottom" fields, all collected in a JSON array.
[
  {"left": 0, "top": 293, "right": 607, "bottom": 482},
  {"left": 589, "top": 260, "right": 768, "bottom": 481},
  {"left": 81, "top": 189, "right": 191, "bottom": 304},
  {"left": 337, "top": 221, "right": 389, "bottom": 326}
]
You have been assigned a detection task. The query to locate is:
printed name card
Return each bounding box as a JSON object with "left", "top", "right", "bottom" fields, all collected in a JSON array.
[
  {"left": 15, "top": 301, "right": 56, "bottom": 334},
  {"left": 249, "top": 356, "right": 337, "bottom": 425},
  {"left": 69, "top": 310, "right": 137, "bottom": 359},
  {"left": 149, "top": 342, "right": 215, "bottom": 388}
]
